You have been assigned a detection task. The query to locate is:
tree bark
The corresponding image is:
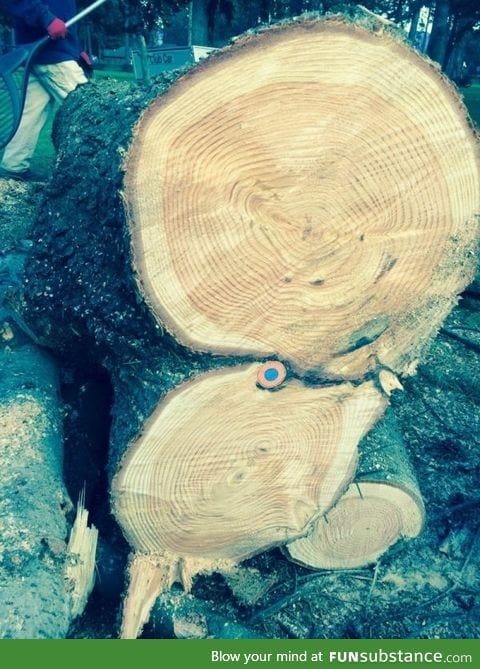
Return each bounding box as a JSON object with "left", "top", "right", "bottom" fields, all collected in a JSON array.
[
  {"left": 136, "top": 34, "right": 151, "bottom": 85},
  {"left": 444, "top": 21, "right": 473, "bottom": 82},
  {"left": 407, "top": 1, "right": 423, "bottom": 44},
  {"left": 189, "top": 0, "right": 210, "bottom": 45}
]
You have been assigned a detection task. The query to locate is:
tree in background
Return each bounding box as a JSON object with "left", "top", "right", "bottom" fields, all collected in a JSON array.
[
  {"left": 0, "top": 1, "right": 478, "bottom": 81},
  {"left": 77, "top": 0, "right": 191, "bottom": 81},
  {"left": 190, "top": 1, "right": 419, "bottom": 47},
  {"left": 0, "top": 1, "right": 189, "bottom": 54},
  {"left": 426, "top": 1, "right": 480, "bottom": 80},
  {"left": 77, "top": 0, "right": 189, "bottom": 47}
]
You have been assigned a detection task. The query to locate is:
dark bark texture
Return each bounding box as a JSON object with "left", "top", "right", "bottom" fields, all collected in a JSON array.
[{"left": 357, "top": 407, "right": 423, "bottom": 506}]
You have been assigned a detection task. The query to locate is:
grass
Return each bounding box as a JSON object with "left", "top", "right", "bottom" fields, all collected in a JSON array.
[
  {"left": 462, "top": 82, "right": 480, "bottom": 128},
  {"left": 11, "top": 73, "right": 480, "bottom": 181},
  {"left": 29, "top": 105, "right": 58, "bottom": 179},
  {"left": 94, "top": 68, "right": 135, "bottom": 82}
]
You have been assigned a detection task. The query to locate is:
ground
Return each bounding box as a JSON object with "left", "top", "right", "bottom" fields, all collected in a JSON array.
[{"left": 0, "top": 77, "right": 479, "bottom": 640}]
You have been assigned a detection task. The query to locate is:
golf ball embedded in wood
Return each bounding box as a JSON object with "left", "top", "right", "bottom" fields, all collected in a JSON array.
[{"left": 256, "top": 361, "right": 287, "bottom": 389}]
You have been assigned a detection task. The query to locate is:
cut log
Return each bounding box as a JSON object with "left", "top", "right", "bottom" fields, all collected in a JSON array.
[
  {"left": 285, "top": 408, "right": 425, "bottom": 569},
  {"left": 114, "top": 368, "right": 386, "bottom": 637},
  {"left": 25, "top": 12, "right": 479, "bottom": 385},
  {"left": 0, "top": 221, "right": 98, "bottom": 637},
  {"left": 19, "top": 8, "right": 480, "bottom": 639},
  {"left": 113, "top": 368, "right": 385, "bottom": 560},
  {"left": 125, "top": 15, "right": 479, "bottom": 378}
]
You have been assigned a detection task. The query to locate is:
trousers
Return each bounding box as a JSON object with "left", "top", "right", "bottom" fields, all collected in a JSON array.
[{"left": 1, "top": 60, "right": 87, "bottom": 174}]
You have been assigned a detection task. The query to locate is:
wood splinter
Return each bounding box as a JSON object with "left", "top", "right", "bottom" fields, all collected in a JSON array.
[{"left": 64, "top": 495, "right": 98, "bottom": 619}]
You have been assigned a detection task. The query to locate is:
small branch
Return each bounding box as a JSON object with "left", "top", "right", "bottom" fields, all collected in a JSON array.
[
  {"left": 440, "top": 328, "right": 480, "bottom": 355},
  {"left": 365, "top": 561, "right": 381, "bottom": 609},
  {"left": 247, "top": 570, "right": 372, "bottom": 624}
]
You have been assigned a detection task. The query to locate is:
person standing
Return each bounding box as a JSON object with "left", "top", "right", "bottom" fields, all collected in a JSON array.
[{"left": 0, "top": 0, "right": 91, "bottom": 180}]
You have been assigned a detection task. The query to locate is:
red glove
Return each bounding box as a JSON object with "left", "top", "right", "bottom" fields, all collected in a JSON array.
[
  {"left": 79, "top": 51, "right": 92, "bottom": 68},
  {"left": 47, "top": 18, "right": 67, "bottom": 40},
  {"left": 78, "top": 51, "right": 94, "bottom": 77}
]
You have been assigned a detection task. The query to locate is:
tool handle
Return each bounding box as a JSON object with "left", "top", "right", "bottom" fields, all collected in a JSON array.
[
  {"left": 65, "top": 0, "right": 108, "bottom": 29},
  {"left": 32, "top": 0, "right": 108, "bottom": 50}
]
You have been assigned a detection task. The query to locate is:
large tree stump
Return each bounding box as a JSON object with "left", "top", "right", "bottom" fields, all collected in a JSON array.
[
  {"left": 113, "top": 372, "right": 384, "bottom": 561},
  {"left": 21, "top": 9, "right": 480, "bottom": 638},
  {"left": 114, "top": 370, "right": 386, "bottom": 637}
]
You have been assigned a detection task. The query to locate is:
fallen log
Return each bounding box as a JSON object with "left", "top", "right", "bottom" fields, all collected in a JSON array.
[
  {"left": 0, "top": 315, "right": 97, "bottom": 637},
  {"left": 25, "top": 12, "right": 480, "bottom": 385},
  {"left": 285, "top": 408, "right": 425, "bottom": 570},
  {"left": 124, "top": 18, "right": 479, "bottom": 380},
  {"left": 21, "top": 9, "right": 479, "bottom": 638},
  {"left": 0, "top": 230, "right": 98, "bottom": 637}
]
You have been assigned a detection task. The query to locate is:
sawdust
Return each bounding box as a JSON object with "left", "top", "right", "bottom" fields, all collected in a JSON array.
[
  {"left": 0, "top": 397, "right": 45, "bottom": 466},
  {"left": 0, "top": 398, "right": 47, "bottom": 555}
]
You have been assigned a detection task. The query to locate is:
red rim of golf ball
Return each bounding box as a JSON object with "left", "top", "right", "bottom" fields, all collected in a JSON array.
[{"left": 256, "top": 361, "right": 287, "bottom": 389}]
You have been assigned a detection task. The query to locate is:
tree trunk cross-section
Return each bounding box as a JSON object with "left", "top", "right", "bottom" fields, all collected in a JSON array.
[
  {"left": 125, "top": 17, "right": 480, "bottom": 378},
  {"left": 112, "top": 366, "right": 386, "bottom": 561},
  {"left": 113, "top": 366, "right": 386, "bottom": 638},
  {"left": 286, "top": 409, "right": 425, "bottom": 569},
  {"left": 287, "top": 482, "right": 423, "bottom": 569}
]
